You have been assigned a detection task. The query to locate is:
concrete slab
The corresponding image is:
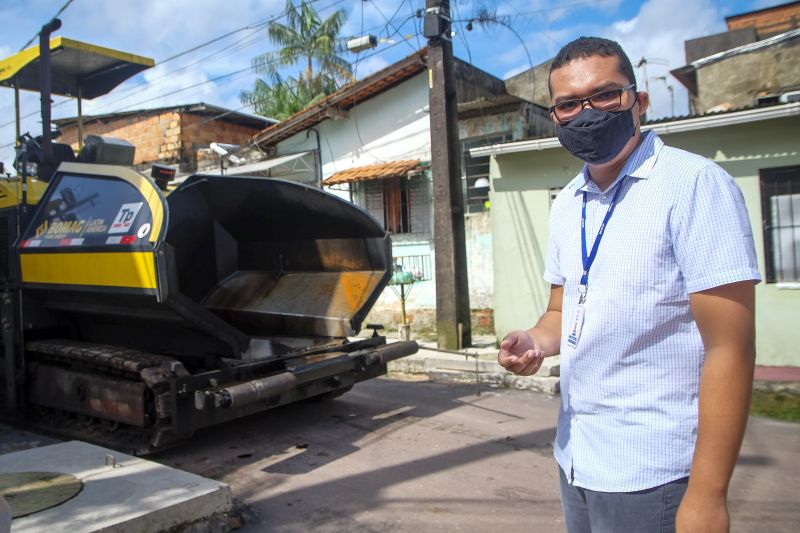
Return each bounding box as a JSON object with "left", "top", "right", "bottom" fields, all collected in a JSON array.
[{"left": 1, "top": 441, "right": 232, "bottom": 533}]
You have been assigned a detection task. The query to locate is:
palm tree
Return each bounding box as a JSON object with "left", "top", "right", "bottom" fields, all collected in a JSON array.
[
  {"left": 242, "top": 1, "right": 352, "bottom": 118},
  {"left": 240, "top": 72, "right": 337, "bottom": 121}
]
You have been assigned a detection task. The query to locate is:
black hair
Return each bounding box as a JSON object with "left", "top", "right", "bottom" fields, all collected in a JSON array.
[{"left": 548, "top": 36, "right": 637, "bottom": 94}]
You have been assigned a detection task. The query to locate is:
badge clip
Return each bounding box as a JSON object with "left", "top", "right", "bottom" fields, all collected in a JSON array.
[{"left": 578, "top": 284, "right": 587, "bottom": 305}]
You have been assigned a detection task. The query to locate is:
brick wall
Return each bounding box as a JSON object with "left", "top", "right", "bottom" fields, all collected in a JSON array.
[
  {"left": 58, "top": 111, "right": 181, "bottom": 165},
  {"left": 57, "top": 108, "right": 264, "bottom": 170},
  {"left": 727, "top": 3, "right": 800, "bottom": 37},
  {"left": 180, "top": 113, "right": 265, "bottom": 171}
]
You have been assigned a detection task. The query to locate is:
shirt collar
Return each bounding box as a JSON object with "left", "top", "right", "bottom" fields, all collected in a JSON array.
[{"left": 577, "top": 131, "right": 663, "bottom": 194}]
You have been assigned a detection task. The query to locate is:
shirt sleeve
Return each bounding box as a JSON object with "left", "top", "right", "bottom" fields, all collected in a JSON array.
[
  {"left": 670, "top": 163, "right": 761, "bottom": 293},
  {"left": 543, "top": 195, "right": 566, "bottom": 286}
]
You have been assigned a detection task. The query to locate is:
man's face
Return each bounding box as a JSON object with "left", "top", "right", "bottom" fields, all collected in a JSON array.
[{"left": 549, "top": 54, "right": 649, "bottom": 167}]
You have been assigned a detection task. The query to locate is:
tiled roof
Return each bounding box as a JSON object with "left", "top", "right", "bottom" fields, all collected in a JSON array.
[
  {"left": 323, "top": 160, "right": 422, "bottom": 185},
  {"left": 251, "top": 50, "right": 429, "bottom": 148}
]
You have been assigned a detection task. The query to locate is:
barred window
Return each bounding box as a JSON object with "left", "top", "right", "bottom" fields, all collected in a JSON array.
[{"left": 761, "top": 165, "right": 800, "bottom": 283}]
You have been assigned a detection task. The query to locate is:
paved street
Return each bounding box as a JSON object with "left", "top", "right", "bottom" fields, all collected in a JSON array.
[{"left": 152, "top": 377, "right": 800, "bottom": 533}]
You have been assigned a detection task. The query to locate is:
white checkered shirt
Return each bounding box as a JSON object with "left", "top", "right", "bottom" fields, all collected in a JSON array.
[{"left": 544, "top": 131, "right": 761, "bottom": 492}]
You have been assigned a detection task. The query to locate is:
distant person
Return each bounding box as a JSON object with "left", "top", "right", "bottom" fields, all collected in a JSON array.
[{"left": 497, "top": 36, "right": 760, "bottom": 533}]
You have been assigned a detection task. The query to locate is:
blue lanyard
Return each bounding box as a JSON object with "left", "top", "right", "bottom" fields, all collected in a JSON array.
[{"left": 580, "top": 177, "right": 626, "bottom": 302}]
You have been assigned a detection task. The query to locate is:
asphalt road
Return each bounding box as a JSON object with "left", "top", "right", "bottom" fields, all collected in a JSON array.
[{"left": 153, "top": 377, "right": 800, "bottom": 533}]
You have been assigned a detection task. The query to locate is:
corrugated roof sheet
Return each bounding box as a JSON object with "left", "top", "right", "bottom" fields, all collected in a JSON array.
[
  {"left": 323, "top": 160, "right": 422, "bottom": 185},
  {"left": 690, "top": 28, "right": 800, "bottom": 68},
  {"left": 641, "top": 100, "right": 791, "bottom": 125}
]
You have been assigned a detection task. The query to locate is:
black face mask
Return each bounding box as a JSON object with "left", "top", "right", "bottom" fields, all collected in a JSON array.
[{"left": 555, "top": 107, "right": 636, "bottom": 164}]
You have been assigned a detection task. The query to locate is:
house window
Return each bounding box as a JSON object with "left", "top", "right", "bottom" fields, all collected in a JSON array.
[
  {"left": 463, "top": 151, "right": 491, "bottom": 213},
  {"left": 462, "top": 134, "right": 510, "bottom": 214},
  {"left": 384, "top": 176, "right": 411, "bottom": 233},
  {"left": 761, "top": 166, "right": 800, "bottom": 283},
  {"left": 362, "top": 175, "right": 429, "bottom": 236}
]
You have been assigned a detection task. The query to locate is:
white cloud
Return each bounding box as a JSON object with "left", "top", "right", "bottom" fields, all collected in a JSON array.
[
  {"left": 612, "top": 17, "right": 638, "bottom": 34},
  {"left": 600, "top": 0, "right": 727, "bottom": 118},
  {"left": 354, "top": 55, "right": 392, "bottom": 78}
]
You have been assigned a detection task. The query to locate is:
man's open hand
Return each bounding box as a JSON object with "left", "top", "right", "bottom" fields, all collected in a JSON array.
[{"left": 498, "top": 330, "right": 545, "bottom": 376}]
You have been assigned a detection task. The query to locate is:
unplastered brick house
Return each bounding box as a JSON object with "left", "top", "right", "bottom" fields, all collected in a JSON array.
[{"left": 54, "top": 103, "right": 275, "bottom": 173}]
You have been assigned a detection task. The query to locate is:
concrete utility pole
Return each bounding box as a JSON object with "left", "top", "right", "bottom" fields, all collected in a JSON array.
[{"left": 425, "top": 0, "right": 471, "bottom": 349}]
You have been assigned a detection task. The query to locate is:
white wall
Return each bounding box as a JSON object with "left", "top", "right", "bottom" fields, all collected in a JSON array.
[{"left": 274, "top": 73, "right": 432, "bottom": 182}]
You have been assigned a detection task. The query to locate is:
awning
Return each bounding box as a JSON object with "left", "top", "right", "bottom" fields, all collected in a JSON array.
[
  {"left": 199, "top": 151, "right": 311, "bottom": 177},
  {"left": 0, "top": 37, "right": 154, "bottom": 99},
  {"left": 323, "top": 159, "right": 423, "bottom": 186}
]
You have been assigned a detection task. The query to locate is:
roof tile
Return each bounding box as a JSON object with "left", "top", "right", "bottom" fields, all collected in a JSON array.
[{"left": 323, "top": 159, "right": 422, "bottom": 185}]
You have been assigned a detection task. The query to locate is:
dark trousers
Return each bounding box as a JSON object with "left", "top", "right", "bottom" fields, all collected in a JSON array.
[{"left": 559, "top": 467, "right": 689, "bottom": 533}]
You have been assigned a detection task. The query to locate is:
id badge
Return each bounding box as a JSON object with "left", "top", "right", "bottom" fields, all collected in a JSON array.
[{"left": 566, "top": 304, "right": 585, "bottom": 349}]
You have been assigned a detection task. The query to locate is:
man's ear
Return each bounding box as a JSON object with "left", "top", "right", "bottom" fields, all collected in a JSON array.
[{"left": 636, "top": 91, "right": 650, "bottom": 117}]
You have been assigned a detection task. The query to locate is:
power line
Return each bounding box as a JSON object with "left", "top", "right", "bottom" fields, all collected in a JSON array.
[
  {"left": 2, "top": 0, "right": 414, "bottom": 158},
  {"left": 368, "top": 0, "right": 417, "bottom": 53},
  {"left": 407, "top": 0, "right": 423, "bottom": 50},
  {"left": 154, "top": 0, "right": 343, "bottom": 65},
  {"left": 453, "top": 0, "right": 616, "bottom": 23},
  {"left": 112, "top": 66, "right": 253, "bottom": 113},
  {"left": 19, "top": 0, "right": 76, "bottom": 50},
  {"left": 0, "top": 0, "right": 339, "bottom": 131},
  {"left": 85, "top": 30, "right": 265, "bottom": 117},
  {"left": 91, "top": 0, "right": 349, "bottom": 114}
]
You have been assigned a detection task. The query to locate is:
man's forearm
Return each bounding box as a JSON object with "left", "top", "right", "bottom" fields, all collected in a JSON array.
[
  {"left": 688, "top": 344, "right": 755, "bottom": 496},
  {"left": 527, "top": 309, "right": 562, "bottom": 357}
]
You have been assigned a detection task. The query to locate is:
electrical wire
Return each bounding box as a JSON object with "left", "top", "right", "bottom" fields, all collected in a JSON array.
[
  {"left": 368, "top": 0, "right": 417, "bottom": 53},
  {"left": 0, "top": 1, "right": 340, "bottom": 134},
  {"left": 3, "top": 0, "right": 422, "bottom": 165},
  {"left": 115, "top": 66, "right": 254, "bottom": 112},
  {"left": 84, "top": 30, "right": 265, "bottom": 117},
  {"left": 451, "top": 0, "right": 617, "bottom": 23},
  {"left": 19, "top": 0, "right": 75, "bottom": 50}
]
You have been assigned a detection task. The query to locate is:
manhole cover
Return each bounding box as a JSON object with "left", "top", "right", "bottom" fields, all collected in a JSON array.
[{"left": 0, "top": 472, "right": 83, "bottom": 518}]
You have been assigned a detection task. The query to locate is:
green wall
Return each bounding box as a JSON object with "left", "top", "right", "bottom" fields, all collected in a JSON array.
[{"left": 491, "top": 115, "right": 800, "bottom": 366}]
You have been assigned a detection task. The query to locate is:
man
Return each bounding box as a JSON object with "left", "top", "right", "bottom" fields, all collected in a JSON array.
[{"left": 497, "top": 37, "right": 760, "bottom": 533}]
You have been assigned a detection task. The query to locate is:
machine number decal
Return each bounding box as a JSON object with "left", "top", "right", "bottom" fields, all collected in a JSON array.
[
  {"left": 137, "top": 223, "right": 151, "bottom": 239},
  {"left": 109, "top": 202, "right": 143, "bottom": 234}
]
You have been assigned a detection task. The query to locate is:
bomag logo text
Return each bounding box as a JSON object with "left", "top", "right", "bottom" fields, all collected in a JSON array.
[{"left": 45, "top": 220, "right": 85, "bottom": 235}]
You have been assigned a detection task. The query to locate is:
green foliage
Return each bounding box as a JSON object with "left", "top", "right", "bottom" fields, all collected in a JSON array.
[
  {"left": 750, "top": 389, "right": 800, "bottom": 422},
  {"left": 240, "top": 72, "right": 337, "bottom": 121},
  {"left": 241, "top": 0, "right": 352, "bottom": 120}
]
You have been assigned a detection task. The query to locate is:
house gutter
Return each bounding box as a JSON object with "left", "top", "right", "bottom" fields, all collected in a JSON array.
[{"left": 469, "top": 102, "right": 800, "bottom": 158}]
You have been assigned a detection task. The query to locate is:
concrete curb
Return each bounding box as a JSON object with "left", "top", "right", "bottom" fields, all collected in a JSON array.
[
  {"left": 388, "top": 342, "right": 800, "bottom": 397},
  {"left": 388, "top": 346, "right": 561, "bottom": 395}
]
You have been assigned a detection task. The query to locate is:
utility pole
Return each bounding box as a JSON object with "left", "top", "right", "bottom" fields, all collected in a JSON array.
[{"left": 424, "top": 0, "right": 471, "bottom": 349}]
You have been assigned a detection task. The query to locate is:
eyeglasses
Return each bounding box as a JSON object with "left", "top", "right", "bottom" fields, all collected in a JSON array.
[{"left": 550, "top": 84, "right": 636, "bottom": 122}]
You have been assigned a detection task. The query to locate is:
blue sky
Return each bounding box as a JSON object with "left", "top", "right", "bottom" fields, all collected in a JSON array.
[{"left": 0, "top": 0, "right": 788, "bottom": 166}]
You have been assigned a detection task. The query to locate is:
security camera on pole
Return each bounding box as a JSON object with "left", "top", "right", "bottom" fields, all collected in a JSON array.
[{"left": 424, "top": 0, "right": 471, "bottom": 350}]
